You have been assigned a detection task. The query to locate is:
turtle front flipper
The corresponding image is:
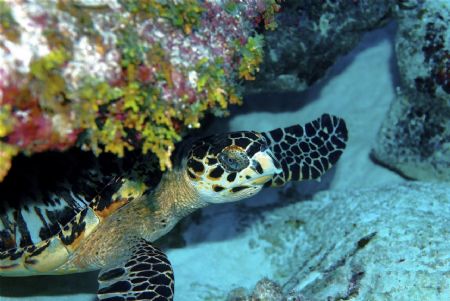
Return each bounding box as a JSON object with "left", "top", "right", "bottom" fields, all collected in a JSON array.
[
  {"left": 97, "top": 239, "right": 174, "bottom": 301},
  {"left": 262, "top": 114, "right": 348, "bottom": 187}
]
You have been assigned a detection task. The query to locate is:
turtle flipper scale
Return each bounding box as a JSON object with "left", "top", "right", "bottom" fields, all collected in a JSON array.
[
  {"left": 97, "top": 239, "right": 174, "bottom": 301},
  {"left": 262, "top": 114, "right": 348, "bottom": 187}
]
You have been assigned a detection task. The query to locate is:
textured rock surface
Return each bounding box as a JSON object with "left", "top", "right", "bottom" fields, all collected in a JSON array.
[
  {"left": 244, "top": 0, "right": 394, "bottom": 93},
  {"left": 226, "top": 278, "right": 284, "bottom": 301},
  {"left": 372, "top": 0, "right": 450, "bottom": 181},
  {"left": 228, "top": 182, "right": 450, "bottom": 301}
]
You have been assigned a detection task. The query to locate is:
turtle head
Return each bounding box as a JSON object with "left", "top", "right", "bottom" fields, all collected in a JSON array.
[
  {"left": 183, "top": 114, "right": 348, "bottom": 204},
  {"left": 184, "top": 131, "right": 282, "bottom": 203}
]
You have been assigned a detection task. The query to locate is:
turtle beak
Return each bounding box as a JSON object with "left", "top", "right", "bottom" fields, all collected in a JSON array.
[{"left": 250, "top": 150, "right": 282, "bottom": 185}]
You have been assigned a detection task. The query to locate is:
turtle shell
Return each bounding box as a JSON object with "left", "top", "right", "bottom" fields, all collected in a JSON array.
[{"left": 0, "top": 149, "right": 161, "bottom": 275}]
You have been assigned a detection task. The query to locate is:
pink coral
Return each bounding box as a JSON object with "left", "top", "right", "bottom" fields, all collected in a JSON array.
[{"left": 0, "top": 0, "right": 279, "bottom": 178}]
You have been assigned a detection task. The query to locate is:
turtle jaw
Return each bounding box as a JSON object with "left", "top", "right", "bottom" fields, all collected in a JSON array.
[
  {"left": 246, "top": 150, "right": 282, "bottom": 185},
  {"left": 250, "top": 174, "right": 273, "bottom": 185},
  {"left": 225, "top": 150, "right": 282, "bottom": 202}
]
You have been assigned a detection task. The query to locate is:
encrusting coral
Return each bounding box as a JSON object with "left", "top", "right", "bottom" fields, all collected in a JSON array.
[{"left": 0, "top": 0, "right": 280, "bottom": 181}]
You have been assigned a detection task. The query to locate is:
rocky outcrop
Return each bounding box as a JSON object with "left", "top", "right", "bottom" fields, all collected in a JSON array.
[
  {"left": 245, "top": 0, "right": 394, "bottom": 93},
  {"left": 372, "top": 0, "right": 450, "bottom": 181},
  {"left": 226, "top": 182, "right": 450, "bottom": 301}
]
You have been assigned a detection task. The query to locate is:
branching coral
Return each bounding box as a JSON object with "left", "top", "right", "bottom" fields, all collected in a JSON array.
[{"left": 0, "top": 0, "right": 279, "bottom": 181}]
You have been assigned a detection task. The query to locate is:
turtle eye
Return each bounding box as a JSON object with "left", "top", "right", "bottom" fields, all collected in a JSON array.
[{"left": 218, "top": 148, "right": 249, "bottom": 172}]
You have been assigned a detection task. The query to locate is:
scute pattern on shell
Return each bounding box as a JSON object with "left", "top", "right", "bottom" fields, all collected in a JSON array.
[{"left": 0, "top": 149, "right": 156, "bottom": 272}]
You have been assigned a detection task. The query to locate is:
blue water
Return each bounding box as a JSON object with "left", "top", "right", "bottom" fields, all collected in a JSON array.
[{"left": 2, "top": 6, "right": 448, "bottom": 299}]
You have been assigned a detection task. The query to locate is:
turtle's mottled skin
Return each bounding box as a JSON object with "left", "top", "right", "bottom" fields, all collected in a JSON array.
[{"left": 0, "top": 114, "right": 348, "bottom": 300}]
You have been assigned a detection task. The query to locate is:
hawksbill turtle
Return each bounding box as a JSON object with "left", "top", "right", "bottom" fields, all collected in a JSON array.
[{"left": 0, "top": 114, "right": 347, "bottom": 300}]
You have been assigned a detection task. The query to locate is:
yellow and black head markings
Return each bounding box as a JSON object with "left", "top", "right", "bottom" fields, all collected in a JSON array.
[
  {"left": 184, "top": 113, "right": 347, "bottom": 204},
  {"left": 0, "top": 114, "right": 347, "bottom": 300},
  {"left": 185, "top": 129, "right": 283, "bottom": 203}
]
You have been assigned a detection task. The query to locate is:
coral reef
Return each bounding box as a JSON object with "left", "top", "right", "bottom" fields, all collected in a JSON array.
[
  {"left": 225, "top": 182, "right": 450, "bottom": 301},
  {"left": 244, "top": 0, "right": 394, "bottom": 93},
  {"left": 226, "top": 278, "right": 285, "bottom": 301},
  {"left": 0, "top": 0, "right": 280, "bottom": 181},
  {"left": 372, "top": 0, "right": 450, "bottom": 181}
]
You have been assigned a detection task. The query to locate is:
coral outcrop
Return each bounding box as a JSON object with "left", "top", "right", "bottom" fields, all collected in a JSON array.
[
  {"left": 0, "top": 0, "right": 279, "bottom": 181},
  {"left": 372, "top": 0, "right": 450, "bottom": 181}
]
